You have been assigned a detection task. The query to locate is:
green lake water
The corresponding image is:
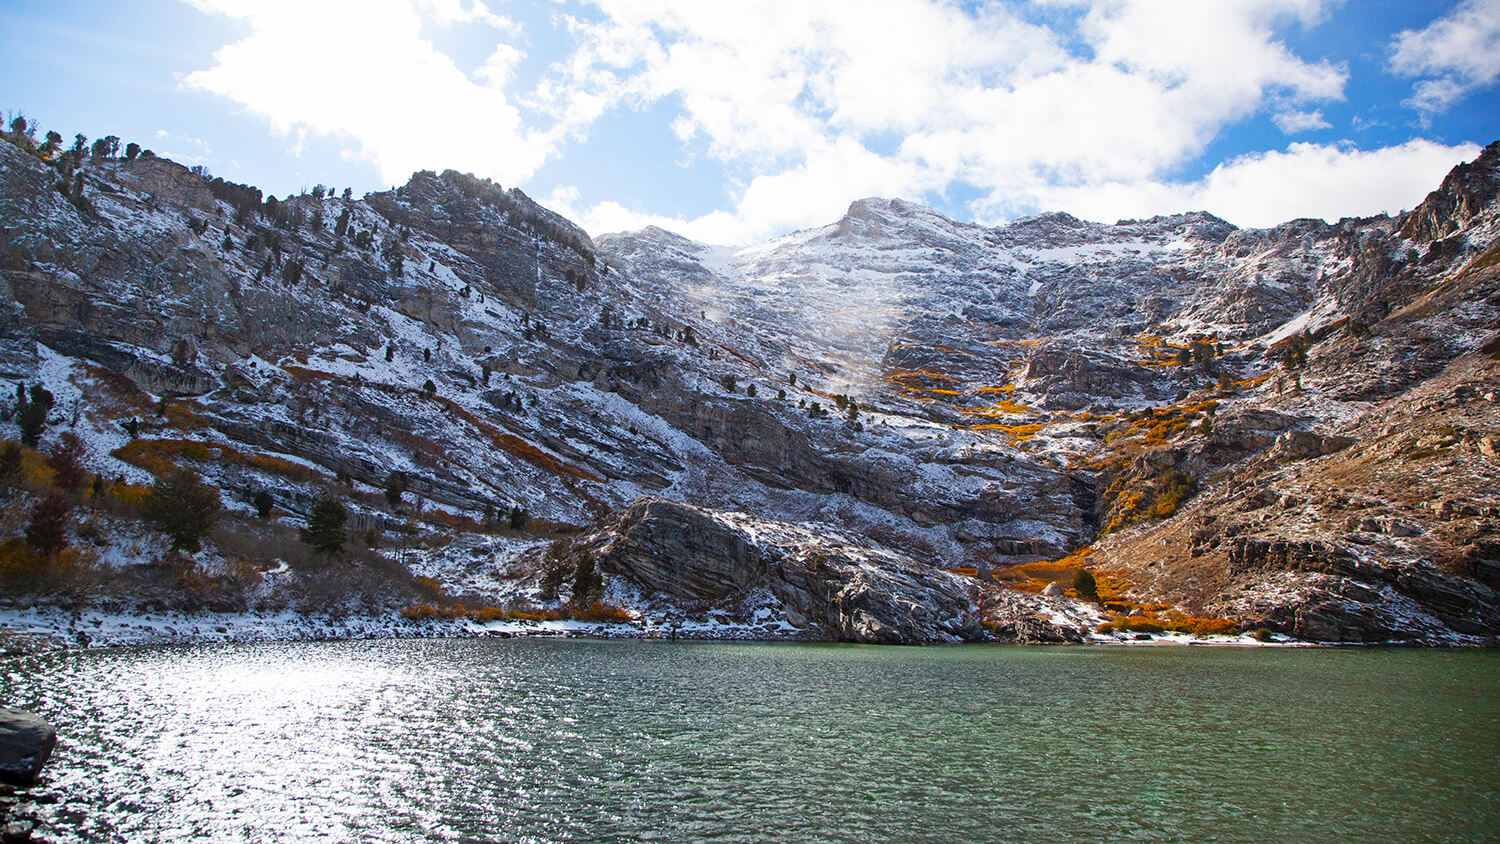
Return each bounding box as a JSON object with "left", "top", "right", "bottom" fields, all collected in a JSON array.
[{"left": 3, "top": 639, "right": 1497, "bottom": 842}]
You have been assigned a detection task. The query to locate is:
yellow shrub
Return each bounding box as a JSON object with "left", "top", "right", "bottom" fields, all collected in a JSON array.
[
  {"left": 468, "top": 606, "right": 507, "bottom": 623},
  {"left": 1190, "top": 618, "right": 1240, "bottom": 637},
  {"left": 574, "top": 601, "right": 634, "bottom": 623},
  {"left": 402, "top": 604, "right": 440, "bottom": 621}
]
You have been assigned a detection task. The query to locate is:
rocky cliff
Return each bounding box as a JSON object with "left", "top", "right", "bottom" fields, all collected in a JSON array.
[{"left": 1, "top": 125, "right": 1497, "bottom": 644}]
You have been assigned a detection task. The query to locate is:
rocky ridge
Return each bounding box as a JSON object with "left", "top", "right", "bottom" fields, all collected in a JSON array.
[{"left": 0, "top": 124, "right": 1497, "bottom": 644}]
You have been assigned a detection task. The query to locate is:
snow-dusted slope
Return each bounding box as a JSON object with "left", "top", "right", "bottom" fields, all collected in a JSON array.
[{"left": 2, "top": 131, "right": 1498, "bottom": 643}]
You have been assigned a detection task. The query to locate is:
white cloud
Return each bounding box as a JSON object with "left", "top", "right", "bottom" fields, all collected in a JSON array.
[
  {"left": 545, "top": 0, "right": 1354, "bottom": 241},
  {"left": 1272, "top": 108, "right": 1331, "bottom": 133},
  {"left": 1025, "top": 140, "right": 1479, "bottom": 228},
  {"left": 181, "top": 0, "right": 548, "bottom": 186},
  {"left": 1390, "top": 0, "right": 1500, "bottom": 112},
  {"left": 178, "top": 0, "right": 1467, "bottom": 246}
]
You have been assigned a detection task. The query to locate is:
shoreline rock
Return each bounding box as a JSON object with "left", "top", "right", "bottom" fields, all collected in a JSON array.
[{"left": 0, "top": 710, "right": 55, "bottom": 787}]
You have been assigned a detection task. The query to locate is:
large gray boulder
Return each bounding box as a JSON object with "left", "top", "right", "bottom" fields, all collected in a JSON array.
[
  {"left": 599, "top": 496, "right": 1035, "bottom": 644},
  {"left": 0, "top": 709, "right": 55, "bottom": 785}
]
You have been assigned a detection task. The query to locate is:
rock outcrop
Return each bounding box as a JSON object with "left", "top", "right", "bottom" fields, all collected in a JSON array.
[{"left": 596, "top": 496, "right": 1080, "bottom": 644}]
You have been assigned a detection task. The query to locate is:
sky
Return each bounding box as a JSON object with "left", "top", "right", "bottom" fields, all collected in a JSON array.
[{"left": 2, "top": 0, "right": 1498, "bottom": 245}]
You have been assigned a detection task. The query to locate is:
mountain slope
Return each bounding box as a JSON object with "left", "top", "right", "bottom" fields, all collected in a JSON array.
[{"left": 1, "top": 126, "right": 1497, "bottom": 643}]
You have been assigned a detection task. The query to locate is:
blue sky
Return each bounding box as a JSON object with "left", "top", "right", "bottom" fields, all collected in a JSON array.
[{"left": 3, "top": 0, "right": 1498, "bottom": 244}]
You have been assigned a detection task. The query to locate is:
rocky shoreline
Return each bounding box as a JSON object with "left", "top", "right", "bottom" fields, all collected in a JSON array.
[{"left": 0, "top": 708, "right": 56, "bottom": 844}]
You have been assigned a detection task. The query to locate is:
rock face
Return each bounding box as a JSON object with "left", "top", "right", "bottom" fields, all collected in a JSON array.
[
  {"left": 0, "top": 709, "right": 55, "bottom": 785},
  {"left": 597, "top": 496, "right": 1079, "bottom": 644}
]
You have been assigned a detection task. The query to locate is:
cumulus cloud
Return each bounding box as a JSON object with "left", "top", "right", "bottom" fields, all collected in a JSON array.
[
  {"left": 1390, "top": 0, "right": 1500, "bottom": 113},
  {"left": 178, "top": 0, "right": 1473, "bottom": 244},
  {"left": 1028, "top": 140, "right": 1479, "bottom": 228},
  {"left": 545, "top": 0, "right": 1354, "bottom": 241},
  {"left": 1273, "top": 109, "right": 1332, "bottom": 133},
  {"left": 181, "top": 0, "right": 547, "bottom": 186}
]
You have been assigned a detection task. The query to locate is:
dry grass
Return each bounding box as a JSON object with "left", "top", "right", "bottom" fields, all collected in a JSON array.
[{"left": 112, "top": 438, "right": 328, "bottom": 484}]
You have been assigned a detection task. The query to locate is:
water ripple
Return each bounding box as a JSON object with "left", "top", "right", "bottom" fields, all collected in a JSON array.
[{"left": 3, "top": 640, "right": 1497, "bottom": 843}]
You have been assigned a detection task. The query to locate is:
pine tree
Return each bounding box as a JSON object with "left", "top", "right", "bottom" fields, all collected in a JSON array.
[
  {"left": 254, "top": 490, "right": 274, "bottom": 518},
  {"left": 384, "top": 471, "right": 406, "bottom": 506},
  {"left": 17, "top": 401, "right": 46, "bottom": 448},
  {"left": 142, "top": 469, "right": 222, "bottom": 552},
  {"left": 572, "top": 555, "right": 603, "bottom": 606},
  {"left": 16, "top": 385, "right": 53, "bottom": 448},
  {"left": 46, "top": 431, "right": 88, "bottom": 493},
  {"left": 301, "top": 495, "right": 348, "bottom": 554},
  {"left": 25, "top": 491, "right": 72, "bottom": 558},
  {"left": 1071, "top": 569, "right": 1099, "bottom": 603}
]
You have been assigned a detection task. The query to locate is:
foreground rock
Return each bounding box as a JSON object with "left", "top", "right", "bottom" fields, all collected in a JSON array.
[
  {"left": 592, "top": 496, "right": 1080, "bottom": 644},
  {"left": 0, "top": 710, "right": 55, "bottom": 786}
]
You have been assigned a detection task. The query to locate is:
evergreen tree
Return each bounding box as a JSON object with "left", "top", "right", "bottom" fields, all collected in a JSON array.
[
  {"left": 16, "top": 385, "right": 52, "bottom": 448},
  {"left": 25, "top": 491, "right": 72, "bottom": 558},
  {"left": 253, "top": 489, "right": 274, "bottom": 519},
  {"left": 1071, "top": 569, "right": 1100, "bottom": 603},
  {"left": 142, "top": 469, "right": 222, "bottom": 552},
  {"left": 46, "top": 431, "right": 88, "bottom": 493},
  {"left": 301, "top": 495, "right": 348, "bottom": 554},
  {"left": 384, "top": 471, "right": 406, "bottom": 506},
  {"left": 17, "top": 401, "right": 46, "bottom": 448},
  {"left": 509, "top": 505, "right": 528, "bottom": 531},
  {"left": 572, "top": 555, "right": 603, "bottom": 606}
]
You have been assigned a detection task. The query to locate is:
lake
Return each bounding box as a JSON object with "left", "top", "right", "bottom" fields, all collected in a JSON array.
[{"left": 4, "top": 639, "right": 1497, "bottom": 842}]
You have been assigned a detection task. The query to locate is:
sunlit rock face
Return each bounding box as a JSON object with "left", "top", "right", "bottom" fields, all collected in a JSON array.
[{"left": 2, "top": 133, "right": 1499, "bottom": 643}]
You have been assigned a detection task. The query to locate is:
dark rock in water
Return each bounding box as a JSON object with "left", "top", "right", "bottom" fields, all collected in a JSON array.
[
  {"left": 2, "top": 819, "right": 35, "bottom": 843},
  {"left": 0, "top": 710, "right": 56, "bottom": 786}
]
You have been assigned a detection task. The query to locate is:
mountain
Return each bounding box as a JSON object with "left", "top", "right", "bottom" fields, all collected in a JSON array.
[{"left": 0, "top": 126, "right": 1496, "bottom": 644}]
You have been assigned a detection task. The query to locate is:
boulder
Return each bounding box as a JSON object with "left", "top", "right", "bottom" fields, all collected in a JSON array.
[
  {"left": 0, "top": 710, "right": 55, "bottom": 785},
  {"left": 1268, "top": 429, "right": 1356, "bottom": 462},
  {"left": 1042, "top": 581, "right": 1067, "bottom": 598},
  {"left": 598, "top": 496, "right": 982, "bottom": 643}
]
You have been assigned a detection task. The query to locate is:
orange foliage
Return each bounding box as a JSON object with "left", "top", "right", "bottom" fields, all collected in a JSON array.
[
  {"left": 112, "top": 439, "right": 327, "bottom": 483},
  {"left": 433, "top": 396, "right": 603, "bottom": 483},
  {"left": 112, "top": 439, "right": 214, "bottom": 476},
  {"left": 574, "top": 601, "right": 634, "bottom": 623},
  {"left": 402, "top": 603, "right": 466, "bottom": 621}
]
